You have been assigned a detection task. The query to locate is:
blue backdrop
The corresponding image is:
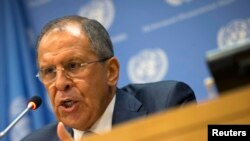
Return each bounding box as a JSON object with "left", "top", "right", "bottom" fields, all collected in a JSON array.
[{"left": 1, "top": 0, "right": 250, "bottom": 141}]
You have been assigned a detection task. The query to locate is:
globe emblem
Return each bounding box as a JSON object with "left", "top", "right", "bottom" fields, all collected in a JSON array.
[
  {"left": 78, "top": 0, "right": 115, "bottom": 30},
  {"left": 217, "top": 18, "right": 250, "bottom": 48},
  {"left": 128, "top": 48, "right": 168, "bottom": 83}
]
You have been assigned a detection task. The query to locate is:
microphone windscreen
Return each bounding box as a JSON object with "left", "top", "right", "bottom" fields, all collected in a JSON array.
[{"left": 28, "top": 96, "right": 42, "bottom": 110}]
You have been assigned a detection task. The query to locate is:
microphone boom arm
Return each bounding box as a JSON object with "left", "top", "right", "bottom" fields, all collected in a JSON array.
[{"left": 0, "top": 102, "right": 33, "bottom": 138}]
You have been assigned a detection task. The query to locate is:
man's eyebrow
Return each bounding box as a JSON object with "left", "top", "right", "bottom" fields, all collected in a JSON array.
[{"left": 62, "top": 55, "right": 89, "bottom": 63}]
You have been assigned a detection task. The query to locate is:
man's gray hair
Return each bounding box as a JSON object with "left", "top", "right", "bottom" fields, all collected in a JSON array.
[{"left": 37, "top": 15, "right": 114, "bottom": 59}]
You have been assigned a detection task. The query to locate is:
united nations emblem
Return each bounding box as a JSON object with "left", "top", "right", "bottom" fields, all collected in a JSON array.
[
  {"left": 217, "top": 18, "right": 250, "bottom": 48},
  {"left": 78, "top": 0, "right": 115, "bottom": 30},
  {"left": 128, "top": 48, "right": 168, "bottom": 83}
]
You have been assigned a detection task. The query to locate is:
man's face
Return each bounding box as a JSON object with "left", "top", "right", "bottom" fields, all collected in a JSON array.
[{"left": 37, "top": 24, "right": 118, "bottom": 130}]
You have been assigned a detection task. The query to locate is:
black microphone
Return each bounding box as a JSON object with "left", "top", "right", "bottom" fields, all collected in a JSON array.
[{"left": 0, "top": 96, "right": 42, "bottom": 139}]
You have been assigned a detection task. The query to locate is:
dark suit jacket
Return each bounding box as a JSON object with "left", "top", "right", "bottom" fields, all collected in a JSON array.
[{"left": 21, "top": 80, "right": 196, "bottom": 141}]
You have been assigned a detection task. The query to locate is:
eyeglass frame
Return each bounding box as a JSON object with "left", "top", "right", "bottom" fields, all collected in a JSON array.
[{"left": 36, "top": 56, "right": 112, "bottom": 83}]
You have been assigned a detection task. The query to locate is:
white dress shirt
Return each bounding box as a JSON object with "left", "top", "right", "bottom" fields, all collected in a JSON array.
[{"left": 73, "top": 95, "right": 116, "bottom": 140}]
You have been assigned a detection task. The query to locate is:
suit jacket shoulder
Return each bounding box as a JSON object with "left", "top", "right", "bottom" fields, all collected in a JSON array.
[
  {"left": 113, "top": 80, "right": 196, "bottom": 125},
  {"left": 121, "top": 80, "right": 196, "bottom": 113}
]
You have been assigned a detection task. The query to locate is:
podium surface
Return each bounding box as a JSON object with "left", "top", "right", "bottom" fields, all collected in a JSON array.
[{"left": 85, "top": 88, "right": 250, "bottom": 141}]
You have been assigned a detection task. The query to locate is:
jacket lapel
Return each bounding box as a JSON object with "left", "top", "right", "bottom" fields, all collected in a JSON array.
[{"left": 112, "top": 88, "right": 147, "bottom": 125}]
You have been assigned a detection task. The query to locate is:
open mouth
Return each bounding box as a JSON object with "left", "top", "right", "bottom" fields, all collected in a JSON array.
[{"left": 60, "top": 100, "right": 77, "bottom": 108}]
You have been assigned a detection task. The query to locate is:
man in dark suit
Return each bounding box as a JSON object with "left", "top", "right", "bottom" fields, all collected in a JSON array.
[{"left": 21, "top": 15, "right": 195, "bottom": 141}]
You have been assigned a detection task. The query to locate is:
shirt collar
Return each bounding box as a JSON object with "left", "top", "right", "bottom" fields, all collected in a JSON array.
[{"left": 73, "top": 94, "right": 116, "bottom": 140}]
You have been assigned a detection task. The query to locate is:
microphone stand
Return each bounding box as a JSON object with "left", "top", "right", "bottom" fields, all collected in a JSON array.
[{"left": 0, "top": 103, "right": 33, "bottom": 139}]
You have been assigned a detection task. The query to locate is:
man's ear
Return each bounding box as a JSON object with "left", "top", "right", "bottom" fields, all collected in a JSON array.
[{"left": 106, "top": 57, "right": 120, "bottom": 86}]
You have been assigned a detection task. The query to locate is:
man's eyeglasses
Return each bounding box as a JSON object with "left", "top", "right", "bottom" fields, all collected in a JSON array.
[{"left": 36, "top": 57, "right": 111, "bottom": 83}]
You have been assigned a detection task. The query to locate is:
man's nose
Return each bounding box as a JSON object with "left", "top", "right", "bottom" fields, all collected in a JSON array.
[{"left": 54, "top": 70, "right": 72, "bottom": 91}]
